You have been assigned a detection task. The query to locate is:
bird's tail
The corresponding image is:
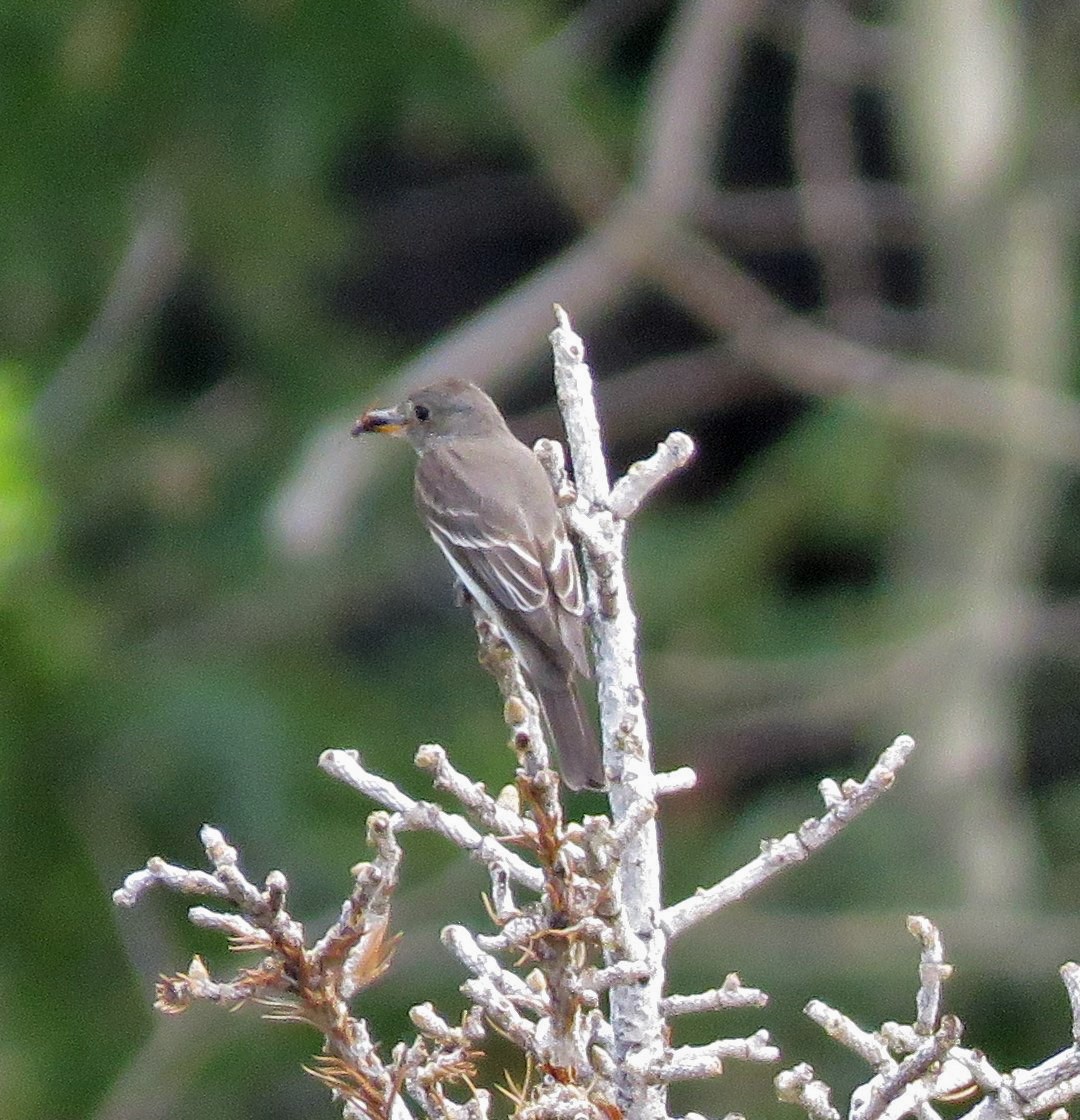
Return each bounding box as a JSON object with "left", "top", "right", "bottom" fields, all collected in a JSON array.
[{"left": 535, "top": 678, "right": 605, "bottom": 791}]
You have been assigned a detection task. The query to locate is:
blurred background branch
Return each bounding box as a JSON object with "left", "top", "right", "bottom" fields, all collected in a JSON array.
[{"left": 1, "top": 1, "right": 1077, "bottom": 1118}]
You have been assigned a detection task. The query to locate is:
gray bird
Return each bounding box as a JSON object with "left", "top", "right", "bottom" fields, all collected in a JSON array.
[{"left": 353, "top": 379, "right": 604, "bottom": 791}]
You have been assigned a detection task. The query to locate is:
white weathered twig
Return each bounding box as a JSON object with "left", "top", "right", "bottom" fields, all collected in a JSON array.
[
  {"left": 415, "top": 742, "right": 536, "bottom": 840},
  {"left": 551, "top": 304, "right": 676, "bottom": 1120},
  {"left": 964, "top": 1044, "right": 1080, "bottom": 1119},
  {"left": 442, "top": 925, "right": 549, "bottom": 1016},
  {"left": 776, "top": 1063, "right": 843, "bottom": 1120},
  {"left": 187, "top": 907, "right": 268, "bottom": 943},
  {"left": 661, "top": 975, "right": 769, "bottom": 1017},
  {"left": 113, "top": 856, "right": 229, "bottom": 908},
  {"left": 409, "top": 1002, "right": 486, "bottom": 1048},
  {"left": 474, "top": 912, "right": 549, "bottom": 953},
  {"left": 587, "top": 961, "right": 653, "bottom": 993},
  {"left": 319, "top": 749, "right": 544, "bottom": 892},
  {"left": 1061, "top": 962, "right": 1080, "bottom": 1044},
  {"left": 653, "top": 1032, "right": 780, "bottom": 1082},
  {"left": 792, "top": 911, "right": 1080, "bottom": 1120},
  {"left": 661, "top": 734, "right": 916, "bottom": 938},
  {"left": 462, "top": 974, "right": 538, "bottom": 1052},
  {"left": 850, "top": 1016, "right": 962, "bottom": 1120},
  {"left": 653, "top": 767, "right": 698, "bottom": 796},
  {"left": 945, "top": 1045, "right": 1005, "bottom": 1098},
  {"left": 909, "top": 915, "right": 951, "bottom": 1036},
  {"left": 799, "top": 929, "right": 962, "bottom": 1120},
  {"left": 115, "top": 826, "right": 308, "bottom": 950},
  {"left": 608, "top": 432, "right": 696, "bottom": 519},
  {"left": 804, "top": 999, "right": 892, "bottom": 1067}
]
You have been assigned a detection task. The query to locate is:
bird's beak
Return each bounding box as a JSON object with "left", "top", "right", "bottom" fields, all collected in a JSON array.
[{"left": 352, "top": 405, "right": 408, "bottom": 437}]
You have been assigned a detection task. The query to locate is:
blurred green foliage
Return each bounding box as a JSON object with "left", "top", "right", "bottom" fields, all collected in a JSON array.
[
  {"left": 0, "top": 370, "right": 50, "bottom": 572},
  {"left": 1, "top": 2, "right": 1078, "bottom": 1119}
]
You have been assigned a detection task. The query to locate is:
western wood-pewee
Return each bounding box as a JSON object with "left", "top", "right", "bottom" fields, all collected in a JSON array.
[{"left": 353, "top": 379, "right": 604, "bottom": 790}]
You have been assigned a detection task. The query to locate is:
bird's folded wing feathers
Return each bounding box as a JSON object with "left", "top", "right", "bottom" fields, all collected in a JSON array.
[
  {"left": 414, "top": 450, "right": 584, "bottom": 620},
  {"left": 426, "top": 513, "right": 548, "bottom": 613}
]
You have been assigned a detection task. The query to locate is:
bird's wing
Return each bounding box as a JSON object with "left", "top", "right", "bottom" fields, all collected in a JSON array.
[
  {"left": 413, "top": 440, "right": 585, "bottom": 621},
  {"left": 536, "top": 530, "right": 584, "bottom": 616},
  {"left": 427, "top": 508, "right": 549, "bottom": 613}
]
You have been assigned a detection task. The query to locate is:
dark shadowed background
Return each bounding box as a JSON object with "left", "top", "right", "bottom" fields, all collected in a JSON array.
[{"left": 2, "top": 1, "right": 1079, "bottom": 1117}]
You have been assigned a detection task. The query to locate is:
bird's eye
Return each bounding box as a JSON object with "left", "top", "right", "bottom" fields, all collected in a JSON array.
[{"left": 414, "top": 404, "right": 430, "bottom": 422}]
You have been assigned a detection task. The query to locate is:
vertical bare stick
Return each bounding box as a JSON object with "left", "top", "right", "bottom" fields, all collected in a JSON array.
[
  {"left": 550, "top": 305, "right": 668, "bottom": 1120},
  {"left": 909, "top": 915, "right": 950, "bottom": 1036}
]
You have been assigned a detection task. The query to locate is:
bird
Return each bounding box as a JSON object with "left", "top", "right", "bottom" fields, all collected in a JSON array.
[{"left": 352, "top": 379, "right": 604, "bottom": 791}]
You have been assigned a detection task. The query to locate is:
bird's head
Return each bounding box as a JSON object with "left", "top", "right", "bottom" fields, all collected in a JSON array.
[{"left": 352, "top": 379, "right": 507, "bottom": 451}]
